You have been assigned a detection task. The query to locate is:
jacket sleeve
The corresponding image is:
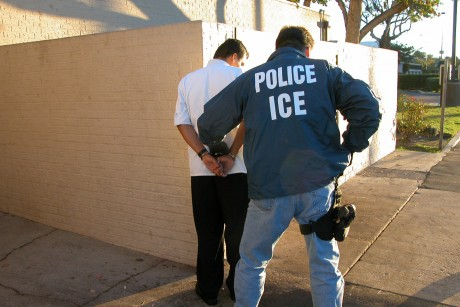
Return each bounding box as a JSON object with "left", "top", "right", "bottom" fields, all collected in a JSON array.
[
  {"left": 197, "top": 75, "right": 245, "bottom": 146},
  {"left": 329, "top": 63, "right": 381, "bottom": 153}
]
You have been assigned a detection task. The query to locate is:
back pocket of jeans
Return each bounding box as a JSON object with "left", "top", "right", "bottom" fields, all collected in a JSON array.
[{"left": 252, "top": 199, "right": 274, "bottom": 211}]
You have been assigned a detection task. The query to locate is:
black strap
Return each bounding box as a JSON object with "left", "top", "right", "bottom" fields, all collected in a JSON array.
[
  {"left": 299, "top": 223, "right": 313, "bottom": 235},
  {"left": 299, "top": 175, "right": 342, "bottom": 237},
  {"left": 298, "top": 154, "right": 354, "bottom": 239}
]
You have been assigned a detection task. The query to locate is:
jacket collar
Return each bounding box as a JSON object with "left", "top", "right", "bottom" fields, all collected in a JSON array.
[{"left": 267, "top": 47, "right": 307, "bottom": 62}]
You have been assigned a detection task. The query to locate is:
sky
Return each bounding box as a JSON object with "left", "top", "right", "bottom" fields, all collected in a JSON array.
[{"left": 311, "top": 0, "right": 458, "bottom": 58}]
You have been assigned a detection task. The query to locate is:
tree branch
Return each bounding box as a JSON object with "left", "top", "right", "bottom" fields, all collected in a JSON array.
[
  {"left": 359, "top": 2, "right": 408, "bottom": 42},
  {"left": 335, "top": 0, "right": 348, "bottom": 27},
  {"left": 369, "top": 30, "right": 381, "bottom": 44}
]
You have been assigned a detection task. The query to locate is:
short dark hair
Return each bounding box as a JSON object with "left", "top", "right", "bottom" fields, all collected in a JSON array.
[
  {"left": 214, "top": 38, "right": 249, "bottom": 60},
  {"left": 275, "top": 26, "right": 315, "bottom": 51}
]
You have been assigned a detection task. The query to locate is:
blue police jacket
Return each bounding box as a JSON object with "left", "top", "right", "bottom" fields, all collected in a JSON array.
[{"left": 198, "top": 47, "right": 381, "bottom": 199}]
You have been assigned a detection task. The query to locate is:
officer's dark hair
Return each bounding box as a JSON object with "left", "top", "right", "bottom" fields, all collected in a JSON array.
[
  {"left": 275, "top": 26, "right": 315, "bottom": 52},
  {"left": 213, "top": 38, "right": 249, "bottom": 60}
]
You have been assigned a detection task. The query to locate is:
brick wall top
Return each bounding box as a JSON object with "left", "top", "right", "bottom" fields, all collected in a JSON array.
[{"left": 0, "top": 0, "right": 328, "bottom": 46}]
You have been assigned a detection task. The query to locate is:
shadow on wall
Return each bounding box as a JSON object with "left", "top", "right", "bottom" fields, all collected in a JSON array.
[
  {"left": 3, "top": 0, "right": 188, "bottom": 29},
  {"left": 216, "top": 0, "right": 226, "bottom": 24},
  {"left": 3, "top": 0, "right": 264, "bottom": 31},
  {"left": 216, "top": 0, "right": 263, "bottom": 30}
]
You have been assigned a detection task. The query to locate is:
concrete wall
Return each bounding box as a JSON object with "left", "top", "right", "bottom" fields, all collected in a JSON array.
[
  {"left": 0, "top": 21, "right": 397, "bottom": 266},
  {"left": 0, "top": 0, "right": 327, "bottom": 46}
]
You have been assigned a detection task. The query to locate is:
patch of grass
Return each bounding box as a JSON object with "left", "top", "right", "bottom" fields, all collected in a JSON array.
[
  {"left": 424, "top": 105, "right": 460, "bottom": 137},
  {"left": 396, "top": 95, "right": 460, "bottom": 152}
]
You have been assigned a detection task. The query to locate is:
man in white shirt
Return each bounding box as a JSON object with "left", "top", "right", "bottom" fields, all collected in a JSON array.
[{"left": 174, "top": 39, "right": 249, "bottom": 305}]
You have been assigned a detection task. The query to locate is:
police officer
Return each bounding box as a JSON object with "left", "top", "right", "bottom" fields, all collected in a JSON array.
[{"left": 198, "top": 26, "right": 381, "bottom": 306}]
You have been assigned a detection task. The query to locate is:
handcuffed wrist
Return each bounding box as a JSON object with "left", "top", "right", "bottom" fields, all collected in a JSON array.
[
  {"left": 227, "top": 153, "right": 236, "bottom": 161},
  {"left": 197, "top": 148, "right": 209, "bottom": 160}
]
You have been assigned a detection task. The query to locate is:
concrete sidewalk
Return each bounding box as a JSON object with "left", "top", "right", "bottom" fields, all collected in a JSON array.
[{"left": 1, "top": 135, "right": 460, "bottom": 306}]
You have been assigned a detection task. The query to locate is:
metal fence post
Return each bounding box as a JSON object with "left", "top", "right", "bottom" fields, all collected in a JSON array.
[{"left": 439, "top": 58, "right": 449, "bottom": 150}]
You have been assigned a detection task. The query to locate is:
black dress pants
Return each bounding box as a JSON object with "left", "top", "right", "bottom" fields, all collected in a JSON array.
[{"left": 191, "top": 173, "right": 249, "bottom": 299}]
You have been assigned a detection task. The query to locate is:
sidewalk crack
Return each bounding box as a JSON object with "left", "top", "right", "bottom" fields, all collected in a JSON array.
[
  {"left": 0, "top": 282, "right": 79, "bottom": 307},
  {"left": 0, "top": 229, "right": 57, "bottom": 262},
  {"left": 81, "top": 259, "right": 170, "bottom": 306}
]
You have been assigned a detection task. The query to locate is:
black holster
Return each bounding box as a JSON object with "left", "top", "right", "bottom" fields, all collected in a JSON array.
[{"left": 299, "top": 182, "right": 356, "bottom": 242}]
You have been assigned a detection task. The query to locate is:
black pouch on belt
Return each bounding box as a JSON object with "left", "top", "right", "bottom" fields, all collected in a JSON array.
[
  {"left": 300, "top": 209, "right": 336, "bottom": 241},
  {"left": 299, "top": 183, "right": 356, "bottom": 242}
]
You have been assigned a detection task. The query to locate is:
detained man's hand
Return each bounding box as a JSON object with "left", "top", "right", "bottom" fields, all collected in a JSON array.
[
  {"left": 217, "top": 155, "right": 234, "bottom": 176},
  {"left": 202, "top": 154, "right": 226, "bottom": 177}
]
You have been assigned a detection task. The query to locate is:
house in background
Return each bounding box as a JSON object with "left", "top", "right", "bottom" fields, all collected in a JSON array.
[{"left": 398, "top": 62, "right": 423, "bottom": 75}]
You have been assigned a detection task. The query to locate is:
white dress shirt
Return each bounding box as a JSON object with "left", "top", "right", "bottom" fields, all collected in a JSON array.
[{"left": 174, "top": 59, "right": 247, "bottom": 176}]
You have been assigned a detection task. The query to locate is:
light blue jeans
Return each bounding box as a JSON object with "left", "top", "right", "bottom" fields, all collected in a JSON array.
[{"left": 234, "top": 183, "right": 344, "bottom": 307}]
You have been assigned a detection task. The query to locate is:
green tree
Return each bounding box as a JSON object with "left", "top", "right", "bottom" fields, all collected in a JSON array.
[
  {"left": 389, "top": 43, "right": 438, "bottom": 73},
  {"left": 310, "top": 0, "right": 440, "bottom": 44},
  {"left": 390, "top": 42, "right": 416, "bottom": 63},
  {"left": 363, "top": 0, "right": 441, "bottom": 48},
  {"left": 412, "top": 52, "right": 437, "bottom": 73}
]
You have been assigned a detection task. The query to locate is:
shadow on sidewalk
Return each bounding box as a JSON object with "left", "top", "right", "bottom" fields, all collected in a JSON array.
[{"left": 399, "top": 272, "right": 460, "bottom": 306}]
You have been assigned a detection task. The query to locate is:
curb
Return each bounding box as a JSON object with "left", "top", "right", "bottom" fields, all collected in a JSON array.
[{"left": 441, "top": 130, "right": 460, "bottom": 154}]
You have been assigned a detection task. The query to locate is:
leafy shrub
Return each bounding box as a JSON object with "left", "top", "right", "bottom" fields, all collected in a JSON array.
[
  {"left": 425, "top": 77, "right": 441, "bottom": 92},
  {"left": 397, "top": 94, "right": 430, "bottom": 140},
  {"left": 398, "top": 74, "right": 439, "bottom": 91}
]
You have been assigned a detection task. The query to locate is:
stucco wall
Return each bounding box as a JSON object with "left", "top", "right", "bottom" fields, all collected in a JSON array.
[
  {"left": 0, "top": 21, "right": 206, "bottom": 265},
  {"left": 335, "top": 43, "right": 397, "bottom": 182},
  {"left": 0, "top": 0, "right": 326, "bottom": 47},
  {"left": 0, "top": 21, "right": 396, "bottom": 266}
]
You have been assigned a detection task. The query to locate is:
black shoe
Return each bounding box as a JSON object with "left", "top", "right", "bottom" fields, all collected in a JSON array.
[
  {"left": 195, "top": 283, "right": 218, "bottom": 305},
  {"left": 229, "top": 288, "right": 235, "bottom": 301},
  {"left": 226, "top": 279, "right": 235, "bottom": 301}
]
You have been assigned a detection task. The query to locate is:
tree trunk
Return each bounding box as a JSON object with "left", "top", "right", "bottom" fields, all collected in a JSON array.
[
  {"left": 345, "top": 0, "right": 362, "bottom": 43},
  {"left": 379, "top": 23, "right": 392, "bottom": 49},
  {"left": 335, "top": 0, "right": 348, "bottom": 28}
]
